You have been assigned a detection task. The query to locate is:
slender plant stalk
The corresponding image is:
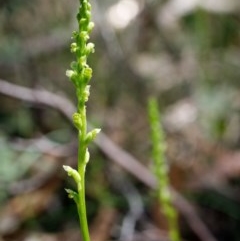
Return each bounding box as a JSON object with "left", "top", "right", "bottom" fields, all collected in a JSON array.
[
  {"left": 148, "top": 97, "right": 181, "bottom": 241},
  {"left": 63, "top": 1, "right": 100, "bottom": 241}
]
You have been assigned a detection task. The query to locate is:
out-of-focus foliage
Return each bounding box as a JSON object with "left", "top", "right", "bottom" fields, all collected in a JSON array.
[{"left": 1, "top": 0, "right": 240, "bottom": 240}]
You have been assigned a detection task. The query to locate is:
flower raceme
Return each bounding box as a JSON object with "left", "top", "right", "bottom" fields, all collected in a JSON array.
[{"left": 63, "top": 1, "right": 100, "bottom": 241}]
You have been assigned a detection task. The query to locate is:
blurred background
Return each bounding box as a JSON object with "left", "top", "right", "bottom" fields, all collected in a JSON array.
[{"left": 1, "top": 0, "right": 240, "bottom": 240}]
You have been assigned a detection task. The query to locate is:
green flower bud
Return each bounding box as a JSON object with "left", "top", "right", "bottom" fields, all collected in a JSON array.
[
  {"left": 82, "top": 67, "right": 92, "bottom": 84},
  {"left": 84, "top": 149, "right": 90, "bottom": 164},
  {"left": 65, "top": 188, "right": 78, "bottom": 202},
  {"left": 72, "top": 112, "right": 82, "bottom": 129},
  {"left": 83, "top": 85, "right": 90, "bottom": 101},
  {"left": 79, "top": 56, "right": 87, "bottom": 66},
  {"left": 85, "top": 128, "right": 101, "bottom": 144},
  {"left": 85, "top": 43, "right": 95, "bottom": 55},
  {"left": 87, "top": 2, "right": 91, "bottom": 10},
  {"left": 66, "top": 70, "right": 77, "bottom": 82},
  {"left": 80, "top": 31, "right": 89, "bottom": 41},
  {"left": 87, "top": 22, "right": 94, "bottom": 32},
  {"left": 85, "top": 10, "right": 90, "bottom": 19},
  {"left": 63, "top": 165, "right": 81, "bottom": 184},
  {"left": 70, "top": 42, "right": 78, "bottom": 53},
  {"left": 66, "top": 70, "right": 74, "bottom": 78}
]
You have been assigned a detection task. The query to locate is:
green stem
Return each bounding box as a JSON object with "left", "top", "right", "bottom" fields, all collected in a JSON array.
[
  {"left": 77, "top": 165, "right": 90, "bottom": 241},
  {"left": 77, "top": 102, "right": 90, "bottom": 241}
]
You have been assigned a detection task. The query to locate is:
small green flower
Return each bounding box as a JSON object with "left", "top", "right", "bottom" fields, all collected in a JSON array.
[
  {"left": 82, "top": 68, "right": 92, "bottom": 84},
  {"left": 85, "top": 43, "right": 95, "bottom": 55},
  {"left": 87, "top": 22, "right": 94, "bottom": 32},
  {"left": 66, "top": 69, "right": 76, "bottom": 79},
  {"left": 70, "top": 42, "right": 78, "bottom": 53}
]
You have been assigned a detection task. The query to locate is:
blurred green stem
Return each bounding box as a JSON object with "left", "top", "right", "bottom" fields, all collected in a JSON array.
[{"left": 148, "top": 97, "right": 181, "bottom": 241}]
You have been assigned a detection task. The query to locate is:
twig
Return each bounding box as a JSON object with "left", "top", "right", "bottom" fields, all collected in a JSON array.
[
  {"left": 11, "top": 136, "right": 76, "bottom": 158},
  {"left": 0, "top": 78, "right": 75, "bottom": 118},
  {"left": 0, "top": 78, "right": 217, "bottom": 241}
]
